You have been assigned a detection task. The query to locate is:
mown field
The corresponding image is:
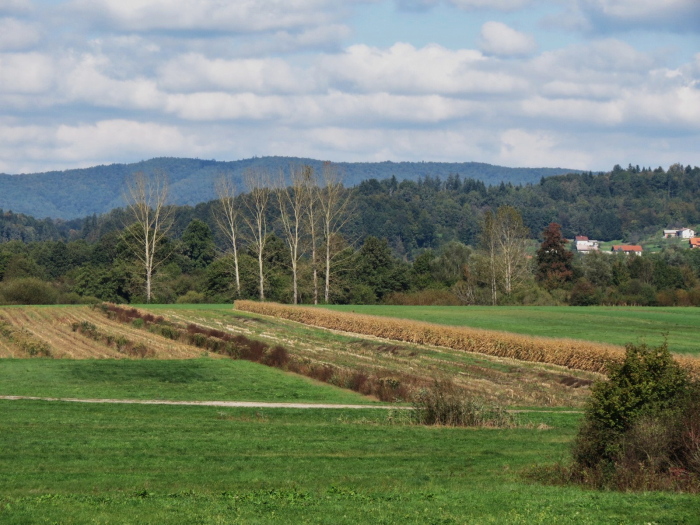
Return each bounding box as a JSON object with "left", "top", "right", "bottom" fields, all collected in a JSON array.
[
  {"left": 319, "top": 305, "right": 700, "bottom": 356},
  {"left": 3, "top": 397, "right": 700, "bottom": 523},
  {"left": 1, "top": 304, "right": 699, "bottom": 523}
]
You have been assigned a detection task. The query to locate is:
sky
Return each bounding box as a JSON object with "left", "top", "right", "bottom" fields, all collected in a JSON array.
[{"left": 0, "top": 0, "right": 699, "bottom": 174}]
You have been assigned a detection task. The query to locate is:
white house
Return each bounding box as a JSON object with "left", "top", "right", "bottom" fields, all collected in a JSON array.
[
  {"left": 664, "top": 228, "right": 696, "bottom": 239},
  {"left": 574, "top": 235, "right": 600, "bottom": 254}
]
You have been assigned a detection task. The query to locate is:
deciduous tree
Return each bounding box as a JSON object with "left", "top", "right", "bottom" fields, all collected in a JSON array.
[
  {"left": 122, "top": 171, "right": 173, "bottom": 303},
  {"left": 214, "top": 175, "right": 241, "bottom": 296},
  {"left": 242, "top": 168, "right": 271, "bottom": 301}
]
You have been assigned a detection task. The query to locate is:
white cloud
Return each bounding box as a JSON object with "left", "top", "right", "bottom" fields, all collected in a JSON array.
[
  {"left": 164, "top": 91, "right": 480, "bottom": 125},
  {"left": 498, "top": 129, "right": 593, "bottom": 168},
  {"left": 0, "top": 0, "right": 32, "bottom": 13},
  {"left": 318, "top": 43, "right": 526, "bottom": 94},
  {"left": 478, "top": 21, "right": 536, "bottom": 57},
  {"left": 0, "top": 52, "right": 54, "bottom": 93},
  {"left": 448, "top": 0, "right": 530, "bottom": 11},
  {"left": 0, "top": 119, "right": 196, "bottom": 173},
  {"left": 0, "top": 17, "right": 41, "bottom": 50},
  {"left": 65, "top": 0, "right": 346, "bottom": 33},
  {"left": 573, "top": 0, "right": 700, "bottom": 32},
  {"left": 157, "top": 54, "right": 315, "bottom": 94}
]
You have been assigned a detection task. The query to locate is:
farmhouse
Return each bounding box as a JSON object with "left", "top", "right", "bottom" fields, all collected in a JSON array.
[
  {"left": 690, "top": 238, "right": 700, "bottom": 249},
  {"left": 664, "top": 228, "right": 696, "bottom": 239},
  {"left": 574, "top": 235, "right": 600, "bottom": 254},
  {"left": 612, "top": 245, "right": 643, "bottom": 256}
]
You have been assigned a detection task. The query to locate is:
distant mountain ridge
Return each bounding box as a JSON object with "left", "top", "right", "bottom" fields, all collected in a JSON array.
[{"left": 0, "top": 156, "right": 580, "bottom": 219}]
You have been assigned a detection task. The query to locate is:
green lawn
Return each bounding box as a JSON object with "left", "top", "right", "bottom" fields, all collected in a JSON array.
[
  {"left": 0, "top": 359, "right": 376, "bottom": 404},
  {"left": 2, "top": 400, "right": 699, "bottom": 524},
  {"left": 317, "top": 305, "right": 700, "bottom": 355}
]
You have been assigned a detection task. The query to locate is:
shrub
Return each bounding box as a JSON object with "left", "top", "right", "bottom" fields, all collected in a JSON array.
[
  {"left": 570, "top": 342, "right": 700, "bottom": 491},
  {"left": 176, "top": 291, "right": 207, "bottom": 304},
  {"left": 0, "top": 278, "right": 58, "bottom": 305},
  {"left": 412, "top": 381, "right": 514, "bottom": 428}
]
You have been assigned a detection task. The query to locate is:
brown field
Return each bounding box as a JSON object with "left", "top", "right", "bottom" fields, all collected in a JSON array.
[
  {"left": 0, "top": 306, "right": 213, "bottom": 359},
  {"left": 234, "top": 300, "right": 700, "bottom": 378}
]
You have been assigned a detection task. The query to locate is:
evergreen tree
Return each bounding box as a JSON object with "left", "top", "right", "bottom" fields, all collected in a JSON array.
[{"left": 536, "top": 222, "right": 573, "bottom": 289}]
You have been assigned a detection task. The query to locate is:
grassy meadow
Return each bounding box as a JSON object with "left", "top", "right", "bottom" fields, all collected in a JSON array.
[
  {"left": 319, "top": 305, "right": 700, "bottom": 355},
  {"left": 3, "top": 398, "right": 700, "bottom": 524},
  {"left": 2, "top": 304, "right": 699, "bottom": 522}
]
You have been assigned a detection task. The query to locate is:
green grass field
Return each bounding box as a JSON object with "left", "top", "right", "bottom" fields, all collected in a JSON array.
[
  {"left": 0, "top": 359, "right": 375, "bottom": 404},
  {"left": 3, "top": 398, "right": 700, "bottom": 524},
  {"left": 318, "top": 305, "right": 700, "bottom": 355},
  {"left": 2, "top": 305, "right": 697, "bottom": 522}
]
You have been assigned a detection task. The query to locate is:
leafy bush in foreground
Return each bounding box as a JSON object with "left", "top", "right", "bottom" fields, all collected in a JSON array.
[{"left": 570, "top": 342, "right": 700, "bottom": 491}]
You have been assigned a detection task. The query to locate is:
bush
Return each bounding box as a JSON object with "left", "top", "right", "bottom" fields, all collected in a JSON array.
[
  {"left": 571, "top": 342, "right": 700, "bottom": 491},
  {"left": 0, "top": 278, "right": 58, "bottom": 305},
  {"left": 411, "top": 381, "right": 514, "bottom": 428},
  {"left": 176, "top": 291, "right": 207, "bottom": 304}
]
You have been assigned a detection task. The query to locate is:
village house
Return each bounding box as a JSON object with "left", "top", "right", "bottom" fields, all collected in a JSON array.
[
  {"left": 664, "top": 228, "right": 696, "bottom": 239},
  {"left": 612, "top": 245, "right": 643, "bottom": 256},
  {"left": 574, "top": 235, "right": 600, "bottom": 254},
  {"left": 690, "top": 238, "right": 700, "bottom": 249}
]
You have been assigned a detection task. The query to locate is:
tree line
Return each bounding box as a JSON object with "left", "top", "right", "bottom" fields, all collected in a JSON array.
[{"left": 1, "top": 161, "right": 699, "bottom": 307}]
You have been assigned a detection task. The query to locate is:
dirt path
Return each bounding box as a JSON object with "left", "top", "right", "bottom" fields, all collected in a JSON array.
[
  {"left": 0, "top": 395, "right": 403, "bottom": 409},
  {"left": 0, "top": 395, "right": 582, "bottom": 413}
]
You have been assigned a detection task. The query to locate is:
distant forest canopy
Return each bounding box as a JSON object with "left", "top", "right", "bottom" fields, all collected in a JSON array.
[
  {"left": 2, "top": 162, "right": 699, "bottom": 259},
  {"left": 0, "top": 156, "right": 578, "bottom": 220}
]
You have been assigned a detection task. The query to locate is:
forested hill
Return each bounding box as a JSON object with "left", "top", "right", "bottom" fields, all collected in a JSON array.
[
  {"left": 0, "top": 156, "right": 577, "bottom": 219},
  {"left": 3, "top": 163, "right": 699, "bottom": 257}
]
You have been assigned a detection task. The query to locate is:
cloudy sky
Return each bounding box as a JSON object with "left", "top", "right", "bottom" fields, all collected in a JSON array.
[{"left": 1, "top": 0, "right": 699, "bottom": 174}]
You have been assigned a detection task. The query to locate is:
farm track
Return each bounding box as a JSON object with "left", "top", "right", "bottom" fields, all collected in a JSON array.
[{"left": 0, "top": 396, "right": 582, "bottom": 414}]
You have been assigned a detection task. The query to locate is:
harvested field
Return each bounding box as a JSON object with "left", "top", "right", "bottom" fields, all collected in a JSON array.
[
  {"left": 0, "top": 303, "right": 608, "bottom": 406},
  {"left": 0, "top": 306, "right": 214, "bottom": 359},
  {"left": 137, "top": 304, "right": 602, "bottom": 407},
  {"left": 234, "top": 301, "right": 700, "bottom": 378}
]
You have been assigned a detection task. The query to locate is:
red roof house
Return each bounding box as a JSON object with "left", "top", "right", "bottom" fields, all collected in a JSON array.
[{"left": 612, "top": 245, "right": 643, "bottom": 255}]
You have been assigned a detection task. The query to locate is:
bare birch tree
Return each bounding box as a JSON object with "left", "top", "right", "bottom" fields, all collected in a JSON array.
[
  {"left": 319, "top": 162, "right": 354, "bottom": 303},
  {"left": 479, "top": 206, "right": 529, "bottom": 305},
  {"left": 122, "top": 171, "right": 173, "bottom": 303},
  {"left": 480, "top": 210, "right": 499, "bottom": 306},
  {"left": 275, "top": 166, "right": 308, "bottom": 304},
  {"left": 242, "top": 168, "right": 271, "bottom": 301},
  {"left": 300, "top": 165, "right": 320, "bottom": 304},
  {"left": 496, "top": 206, "right": 529, "bottom": 295},
  {"left": 213, "top": 175, "right": 242, "bottom": 297}
]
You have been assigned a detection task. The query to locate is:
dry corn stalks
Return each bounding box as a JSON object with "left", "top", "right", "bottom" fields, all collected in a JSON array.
[{"left": 235, "top": 301, "right": 700, "bottom": 377}]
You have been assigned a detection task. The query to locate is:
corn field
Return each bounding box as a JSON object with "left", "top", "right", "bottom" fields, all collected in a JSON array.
[{"left": 235, "top": 301, "right": 700, "bottom": 377}]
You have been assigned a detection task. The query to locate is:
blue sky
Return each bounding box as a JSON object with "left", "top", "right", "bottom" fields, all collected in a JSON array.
[{"left": 1, "top": 0, "right": 699, "bottom": 174}]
